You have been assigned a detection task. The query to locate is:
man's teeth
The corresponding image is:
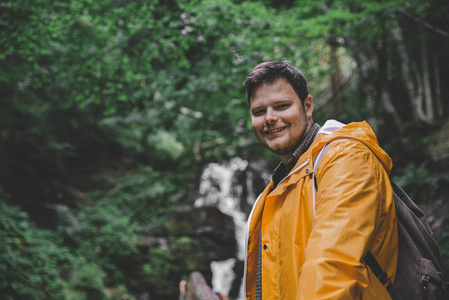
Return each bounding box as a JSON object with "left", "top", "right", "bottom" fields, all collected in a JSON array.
[{"left": 268, "top": 128, "right": 283, "bottom": 134}]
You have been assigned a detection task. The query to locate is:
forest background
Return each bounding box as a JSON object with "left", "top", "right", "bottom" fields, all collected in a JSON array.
[{"left": 1, "top": 0, "right": 449, "bottom": 299}]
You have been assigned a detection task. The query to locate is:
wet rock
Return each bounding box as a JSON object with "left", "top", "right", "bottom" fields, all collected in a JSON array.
[{"left": 166, "top": 206, "right": 237, "bottom": 261}]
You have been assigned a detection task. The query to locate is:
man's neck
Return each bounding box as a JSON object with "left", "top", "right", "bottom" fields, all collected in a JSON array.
[{"left": 284, "top": 123, "right": 321, "bottom": 168}]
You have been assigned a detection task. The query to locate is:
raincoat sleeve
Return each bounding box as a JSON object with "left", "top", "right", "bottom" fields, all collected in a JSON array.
[{"left": 297, "top": 140, "right": 392, "bottom": 299}]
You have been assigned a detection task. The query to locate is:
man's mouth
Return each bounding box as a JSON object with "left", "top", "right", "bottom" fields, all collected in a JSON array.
[{"left": 265, "top": 127, "right": 285, "bottom": 134}]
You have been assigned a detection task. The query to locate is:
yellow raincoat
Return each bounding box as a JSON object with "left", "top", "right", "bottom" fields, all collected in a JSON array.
[{"left": 244, "top": 120, "right": 398, "bottom": 299}]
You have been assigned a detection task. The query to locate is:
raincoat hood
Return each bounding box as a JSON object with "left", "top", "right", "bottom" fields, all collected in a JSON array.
[{"left": 312, "top": 120, "right": 393, "bottom": 175}]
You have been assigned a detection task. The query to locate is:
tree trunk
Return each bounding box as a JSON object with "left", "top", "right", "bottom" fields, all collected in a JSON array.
[
  {"left": 392, "top": 16, "right": 431, "bottom": 124},
  {"left": 419, "top": 26, "right": 434, "bottom": 122},
  {"left": 329, "top": 37, "right": 343, "bottom": 115},
  {"left": 433, "top": 54, "right": 443, "bottom": 118}
]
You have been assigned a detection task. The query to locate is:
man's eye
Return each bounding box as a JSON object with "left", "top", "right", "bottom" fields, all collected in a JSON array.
[
  {"left": 277, "top": 104, "right": 289, "bottom": 110},
  {"left": 253, "top": 110, "right": 265, "bottom": 116}
]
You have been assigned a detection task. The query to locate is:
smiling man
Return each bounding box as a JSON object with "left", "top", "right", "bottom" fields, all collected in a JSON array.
[
  {"left": 250, "top": 77, "right": 313, "bottom": 164},
  {"left": 243, "top": 62, "right": 398, "bottom": 299}
]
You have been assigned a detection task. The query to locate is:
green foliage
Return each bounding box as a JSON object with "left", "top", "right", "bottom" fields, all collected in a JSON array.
[
  {"left": 438, "top": 217, "right": 449, "bottom": 273},
  {"left": 144, "top": 248, "right": 178, "bottom": 297},
  {"left": 393, "top": 162, "right": 449, "bottom": 205},
  {"left": 54, "top": 165, "right": 184, "bottom": 297},
  {"left": 1, "top": 0, "right": 448, "bottom": 298},
  {"left": 0, "top": 198, "right": 94, "bottom": 299},
  {"left": 65, "top": 260, "right": 107, "bottom": 300}
]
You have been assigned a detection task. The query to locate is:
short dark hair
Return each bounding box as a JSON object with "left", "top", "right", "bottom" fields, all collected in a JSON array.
[{"left": 244, "top": 61, "right": 309, "bottom": 105}]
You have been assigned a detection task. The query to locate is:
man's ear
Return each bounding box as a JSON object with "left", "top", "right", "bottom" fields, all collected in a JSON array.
[{"left": 304, "top": 95, "right": 313, "bottom": 117}]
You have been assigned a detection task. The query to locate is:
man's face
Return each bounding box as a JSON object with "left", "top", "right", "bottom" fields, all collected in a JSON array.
[{"left": 250, "top": 78, "right": 313, "bottom": 163}]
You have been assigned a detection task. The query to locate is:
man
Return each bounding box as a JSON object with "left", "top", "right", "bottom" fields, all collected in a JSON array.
[{"left": 243, "top": 61, "right": 398, "bottom": 299}]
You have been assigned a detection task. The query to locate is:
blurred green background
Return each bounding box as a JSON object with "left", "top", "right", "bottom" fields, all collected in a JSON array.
[{"left": 1, "top": 0, "right": 449, "bottom": 299}]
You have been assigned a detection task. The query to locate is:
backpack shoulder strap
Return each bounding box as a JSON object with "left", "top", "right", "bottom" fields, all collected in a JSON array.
[
  {"left": 312, "top": 141, "right": 336, "bottom": 174},
  {"left": 364, "top": 251, "right": 392, "bottom": 286},
  {"left": 312, "top": 139, "right": 342, "bottom": 215},
  {"left": 311, "top": 145, "right": 326, "bottom": 215}
]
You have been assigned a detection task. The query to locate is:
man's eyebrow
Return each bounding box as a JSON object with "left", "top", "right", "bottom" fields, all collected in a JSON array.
[{"left": 251, "top": 100, "right": 292, "bottom": 112}]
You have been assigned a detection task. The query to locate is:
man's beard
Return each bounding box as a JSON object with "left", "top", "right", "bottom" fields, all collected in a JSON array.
[{"left": 262, "top": 121, "right": 309, "bottom": 156}]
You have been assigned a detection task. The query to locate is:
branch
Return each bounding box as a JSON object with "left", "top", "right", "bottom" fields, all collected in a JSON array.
[{"left": 396, "top": 9, "right": 449, "bottom": 38}]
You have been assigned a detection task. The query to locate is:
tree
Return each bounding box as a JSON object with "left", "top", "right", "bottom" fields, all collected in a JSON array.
[{"left": 1, "top": 0, "right": 448, "bottom": 298}]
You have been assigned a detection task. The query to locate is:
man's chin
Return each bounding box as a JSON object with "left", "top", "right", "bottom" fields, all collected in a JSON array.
[{"left": 266, "top": 143, "right": 296, "bottom": 156}]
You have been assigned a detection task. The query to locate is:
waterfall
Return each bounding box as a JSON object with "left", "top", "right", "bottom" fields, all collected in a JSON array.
[
  {"left": 194, "top": 157, "right": 270, "bottom": 299},
  {"left": 210, "top": 259, "right": 236, "bottom": 296}
]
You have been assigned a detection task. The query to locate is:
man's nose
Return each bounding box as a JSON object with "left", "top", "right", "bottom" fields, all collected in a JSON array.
[{"left": 265, "top": 109, "right": 278, "bottom": 124}]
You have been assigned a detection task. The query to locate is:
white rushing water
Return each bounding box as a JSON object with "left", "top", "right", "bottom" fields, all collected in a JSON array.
[
  {"left": 194, "top": 157, "right": 252, "bottom": 299},
  {"left": 210, "top": 258, "right": 236, "bottom": 296}
]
